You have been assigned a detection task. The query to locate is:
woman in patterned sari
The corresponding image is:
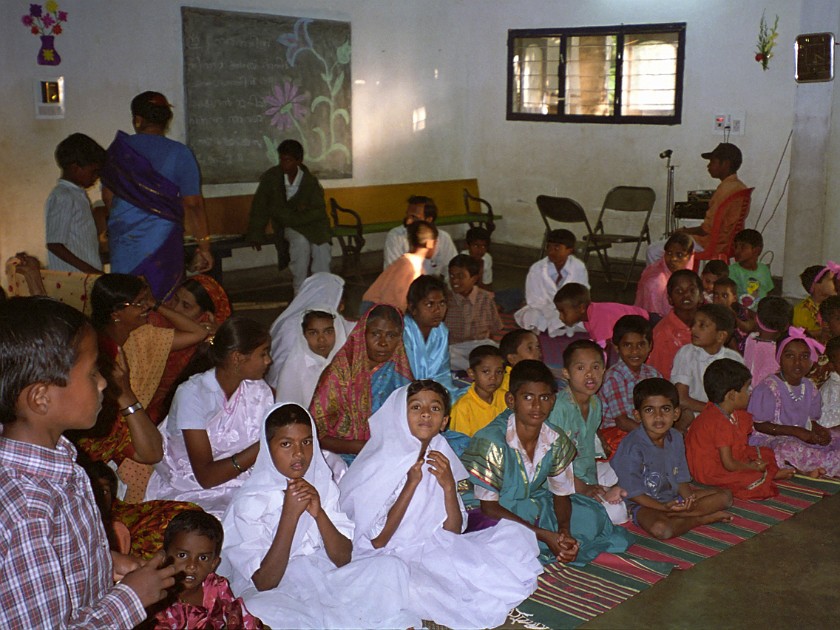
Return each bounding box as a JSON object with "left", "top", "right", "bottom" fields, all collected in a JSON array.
[
  {"left": 74, "top": 273, "right": 208, "bottom": 502},
  {"left": 310, "top": 304, "right": 413, "bottom": 459}
]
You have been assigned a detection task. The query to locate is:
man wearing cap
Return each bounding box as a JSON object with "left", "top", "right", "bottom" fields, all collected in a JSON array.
[{"left": 646, "top": 142, "right": 746, "bottom": 264}]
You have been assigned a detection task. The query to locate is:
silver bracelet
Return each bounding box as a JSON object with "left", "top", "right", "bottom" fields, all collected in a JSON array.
[
  {"left": 120, "top": 402, "right": 143, "bottom": 417},
  {"left": 231, "top": 454, "right": 244, "bottom": 473}
]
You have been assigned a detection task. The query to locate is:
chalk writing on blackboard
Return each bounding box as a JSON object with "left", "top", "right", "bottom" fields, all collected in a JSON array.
[{"left": 182, "top": 7, "right": 352, "bottom": 184}]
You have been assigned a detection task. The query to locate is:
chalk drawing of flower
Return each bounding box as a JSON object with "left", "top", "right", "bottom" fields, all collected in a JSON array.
[
  {"left": 277, "top": 19, "right": 313, "bottom": 68},
  {"left": 264, "top": 82, "right": 308, "bottom": 131}
]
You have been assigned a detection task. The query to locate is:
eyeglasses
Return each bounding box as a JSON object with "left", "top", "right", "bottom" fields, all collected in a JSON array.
[{"left": 121, "top": 295, "right": 152, "bottom": 309}]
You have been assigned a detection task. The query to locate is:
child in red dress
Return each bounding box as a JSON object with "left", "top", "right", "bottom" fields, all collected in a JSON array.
[
  {"left": 153, "top": 511, "right": 262, "bottom": 629},
  {"left": 685, "top": 359, "right": 794, "bottom": 500}
]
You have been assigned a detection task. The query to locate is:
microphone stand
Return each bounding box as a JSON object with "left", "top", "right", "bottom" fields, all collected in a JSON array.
[{"left": 660, "top": 150, "right": 675, "bottom": 237}]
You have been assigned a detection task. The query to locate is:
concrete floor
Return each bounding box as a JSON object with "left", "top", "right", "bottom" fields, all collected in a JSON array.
[{"left": 222, "top": 252, "right": 840, "bottom": 628}]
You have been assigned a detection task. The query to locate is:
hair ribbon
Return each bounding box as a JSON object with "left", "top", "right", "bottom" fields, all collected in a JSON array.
[{"left": 775, "top": 326, "right": 824, "bottom": 364}]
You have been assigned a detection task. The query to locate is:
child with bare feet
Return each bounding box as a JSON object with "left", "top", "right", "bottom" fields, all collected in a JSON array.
[
  {"left": 686, "top": 359, "right": 796, "bottom": 500},
  {"left": 611, "top": 378, "right": 733, "bottom": 539},
  {"left": 548, "top": 340, "right": 629, "bottom": 524}
]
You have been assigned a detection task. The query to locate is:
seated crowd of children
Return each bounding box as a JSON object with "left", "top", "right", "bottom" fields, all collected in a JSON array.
[{"left": 5, "top": 188, "right": 840, "bottom": 628}]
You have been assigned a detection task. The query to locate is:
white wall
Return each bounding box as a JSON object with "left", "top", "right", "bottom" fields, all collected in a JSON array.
[
  {"left": 454, "top": 0, "right": 801, "bottom": 277},
  {"left": 0, "top": 0, "right": 812, "bottom": 280}
]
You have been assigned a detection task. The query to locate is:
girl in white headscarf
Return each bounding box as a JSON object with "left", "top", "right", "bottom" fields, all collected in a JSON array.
[
  {"left": 267, "top": 273, "right": 353, "bottom": 388},
  {"left": 218, "top": 403, "right": 418, "bottom": 629},
  {"left": 274, "top": 307, "right": 348, "bottom": 407},
  {"left": 339, "top": 381, "right": 542, "bottom": 628}
]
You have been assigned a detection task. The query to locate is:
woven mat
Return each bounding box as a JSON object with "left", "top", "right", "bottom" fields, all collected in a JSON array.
[{"left": 495, "top": 476, "right": 840, "bottom": 629}]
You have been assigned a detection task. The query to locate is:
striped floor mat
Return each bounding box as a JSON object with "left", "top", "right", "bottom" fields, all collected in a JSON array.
[{"left": 502, "top": 476, "right": 840, "bottom": 629}]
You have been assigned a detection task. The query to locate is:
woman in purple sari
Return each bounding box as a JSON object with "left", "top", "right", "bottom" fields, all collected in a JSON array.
[{"left": 102, "top": 91, "right": 213, "bottom": 301}]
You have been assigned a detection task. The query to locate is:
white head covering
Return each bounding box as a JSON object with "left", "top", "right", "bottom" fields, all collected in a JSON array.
[
  {"left": 218, "top": 401, "right": 351, "bottom": 593},
  {"left": 272, "top": 303, "right": 349, "bottom": 398},
  {"left": 338, "top": 384, "right": 468, "bottom": 544},
  {"left": 267, "top": 273, "right": 347, "bottom": 384}
]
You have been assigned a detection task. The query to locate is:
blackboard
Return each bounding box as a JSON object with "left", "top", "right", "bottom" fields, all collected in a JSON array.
[{"left": 182, "top": 7, "right": 352, "bottom": 184}]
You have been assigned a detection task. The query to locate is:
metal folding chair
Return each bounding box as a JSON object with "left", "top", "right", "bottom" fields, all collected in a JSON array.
[
  {"left": 536, "top": 195, "right": 609, "bottom": 273},
  {"left": 585, "top": 186, "right": 656, "bottom": 288}
]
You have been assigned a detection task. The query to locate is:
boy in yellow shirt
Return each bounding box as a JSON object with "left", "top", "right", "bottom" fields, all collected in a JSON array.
[
  {"left": 449, "top": 346, "right": 508, "bottom": 437},
  {"left": 498, "top": 328, "right": 542, "bottom": 392}
]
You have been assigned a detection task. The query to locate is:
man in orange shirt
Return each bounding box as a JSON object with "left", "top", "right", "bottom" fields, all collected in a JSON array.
[{"left": 647, "top": 143, "right": 747, "bottom": 263}]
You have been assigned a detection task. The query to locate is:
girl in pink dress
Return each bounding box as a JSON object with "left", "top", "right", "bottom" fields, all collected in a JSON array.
[
  {"left": 743, "top": 297, "right": 792, "bottom": 387},
  {"left": 635, "top": 232, "right": 694, "bottom": 316}
]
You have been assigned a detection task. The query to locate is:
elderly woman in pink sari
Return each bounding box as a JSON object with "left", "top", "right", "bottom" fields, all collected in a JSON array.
[{"left": 145, "top": 318, "right": 274, "bottom": 517}]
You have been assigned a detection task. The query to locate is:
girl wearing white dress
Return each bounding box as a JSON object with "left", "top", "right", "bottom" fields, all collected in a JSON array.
[
  {"left": 218, "top": 403, "right": 418, "bottom": 629},
  {"left": 339, "top": 380, "right": 542, "bottom": 628},
  {"left": 144, "top": 317, "right": 274, "bottom": 517}
]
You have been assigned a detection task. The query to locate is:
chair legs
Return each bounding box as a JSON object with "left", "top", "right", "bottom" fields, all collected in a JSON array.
[
  {"left": 588, "top": 246, "right": 613, "bottom": 283},
  {"left": 620, "top": 240, "right": 646, "bottom": 290}
]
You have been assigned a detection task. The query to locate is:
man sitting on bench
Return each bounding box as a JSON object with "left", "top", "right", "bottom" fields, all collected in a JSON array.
[{"left": 383, "top": 195, "right": 458, "bottom": 277}]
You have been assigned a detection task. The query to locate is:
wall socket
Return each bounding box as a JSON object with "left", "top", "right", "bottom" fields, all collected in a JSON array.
[{"left": 713, "top": 110, "right": 745, "bottom": 135}]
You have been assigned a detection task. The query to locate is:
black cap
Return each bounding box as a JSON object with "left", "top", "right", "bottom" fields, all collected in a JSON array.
[{"left": 701, "top": 143, "right": 742, "bottom": 170}]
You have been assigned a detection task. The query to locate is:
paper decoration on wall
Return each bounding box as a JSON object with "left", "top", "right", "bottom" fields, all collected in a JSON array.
[
  {"left": 182, "top": 8, "right": 352, "bottom": 183},
  {"left": 21, "top": 2, "right": 67, "bottom": 66}
]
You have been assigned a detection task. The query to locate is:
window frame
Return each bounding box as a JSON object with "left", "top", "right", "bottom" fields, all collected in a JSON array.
[{"left": 506, "top": 22, "right": 687, "bottom": 125}]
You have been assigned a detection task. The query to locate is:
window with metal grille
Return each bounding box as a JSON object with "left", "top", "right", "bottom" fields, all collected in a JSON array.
[{"left": 507, "top": 23, "right": 686, "bottom": 125}]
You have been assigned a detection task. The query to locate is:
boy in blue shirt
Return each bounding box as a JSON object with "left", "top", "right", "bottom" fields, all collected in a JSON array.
[
  {"left": 729, "top": 229, "right": 773, "bottom": 310},
  {"left": 611, "top": 378, "right": 733, "bottom": 539}
]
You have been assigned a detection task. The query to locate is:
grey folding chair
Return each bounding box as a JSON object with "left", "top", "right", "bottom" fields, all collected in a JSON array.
[
  {"left": 584, "top": 186, "right": 656, "bottom": 288},
  {"left": 536, "top": 195, "right": 610, "bottom": 274}
]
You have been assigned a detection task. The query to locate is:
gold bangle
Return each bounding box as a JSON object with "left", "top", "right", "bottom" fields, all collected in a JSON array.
[
  {"left": 231, "top": 454, "right": 243, "bottom": 473},
  {"left": 197, "top": 235, "right": 211, "bottom": 242}
]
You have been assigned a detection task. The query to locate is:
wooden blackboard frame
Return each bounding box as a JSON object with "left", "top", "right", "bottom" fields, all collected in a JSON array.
[{"left": 182, "top": 7, "right": 352, "bottom": 184}]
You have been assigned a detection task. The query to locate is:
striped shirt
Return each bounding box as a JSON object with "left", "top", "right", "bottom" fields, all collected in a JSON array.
[
  {"left": 44, "top": 179, "right": 102, "bottom": 272},
  {"left": 0, "top": 436, "right": 144, "bottom": 629}
]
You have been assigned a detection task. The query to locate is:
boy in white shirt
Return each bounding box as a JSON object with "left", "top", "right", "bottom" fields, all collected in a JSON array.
[
  {"left": 671, "top": 303, "right": 744, "bottom": 431},
  {"left": 45, "top": 133, "right": 106, "bottom": 273},
  {"left": 515, "top": 229, "right": 589, "bottom": 337}
]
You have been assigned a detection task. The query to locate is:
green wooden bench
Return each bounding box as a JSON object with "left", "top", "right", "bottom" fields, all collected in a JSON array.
[{"left": 202, "top": 179, "right": 499, "bottom": 280}]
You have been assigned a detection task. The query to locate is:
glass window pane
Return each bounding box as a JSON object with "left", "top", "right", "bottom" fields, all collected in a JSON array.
[
  {"left": 621, "top": 32, "right": 679, "bottom": 116},
  {"left": 564, "top": 35, "right": 617, "bottom": 116},
  {"left": 511, "top": 36, "right": 561, "bottom": 114}
]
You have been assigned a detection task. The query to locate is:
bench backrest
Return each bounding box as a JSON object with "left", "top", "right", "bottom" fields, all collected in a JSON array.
[{"left": 203, "top": 178, "right": 481, "bottom": 235}]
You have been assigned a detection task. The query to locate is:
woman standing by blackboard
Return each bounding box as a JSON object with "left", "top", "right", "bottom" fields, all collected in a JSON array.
[{"left": 102, "top": 91, "right": 214, "bottom": 301}]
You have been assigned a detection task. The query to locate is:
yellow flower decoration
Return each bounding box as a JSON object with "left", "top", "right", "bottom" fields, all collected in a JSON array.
[
  {"left": 45, "top": 0, "right": 59, "bottom": 13},
  {"left": 43, "top": 49, "right": 55, "bottom": 61}
]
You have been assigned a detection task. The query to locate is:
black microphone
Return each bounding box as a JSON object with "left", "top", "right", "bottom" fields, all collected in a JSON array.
[{"left": 659, "top": 149, "right": 673, "bottom": 158}]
